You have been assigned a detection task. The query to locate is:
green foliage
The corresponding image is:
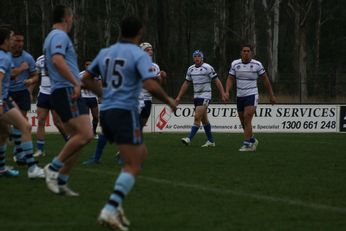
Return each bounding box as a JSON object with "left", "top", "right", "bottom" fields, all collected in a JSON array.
[{"left": 1, "top": 0, "right": 345, "bottom": 102}]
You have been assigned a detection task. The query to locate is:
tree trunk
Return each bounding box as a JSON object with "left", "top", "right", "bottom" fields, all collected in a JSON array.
[
  {"left": 315, "top": 0, "right": 322, "bottom": 72},
  {"left": 299, "top": 28, "right": 308, "bottom": 101},
  {"left": 242, "top": 0, "right": 256, "bottom": 53},
  {"left": 262, "top": 0, "right": 280, "bottom": 82},
  {"left": 213, "top": 0, "right": 227, "bottom": 77},
  {"left": 272, "top": 0, "right": 281, "bottom": 82},
  {"left": 262, "top": 0, "right": 273, "bottom": 81},
  {"left": 288, "top": 0, "right": 312, "bottom": 102},
  {"left": 24, "top": 0, "right": 30, "bottom": 51},
  {"left": 104, "top": 0, "right": 112, "bottom": 47},
  {"left": 40, "top": 0, "right": 47, "bottom": 44}
]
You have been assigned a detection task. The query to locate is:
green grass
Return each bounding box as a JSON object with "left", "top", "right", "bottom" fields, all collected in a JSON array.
[{"left": 1, "top": 133, "right": 346, "bottom": 231}]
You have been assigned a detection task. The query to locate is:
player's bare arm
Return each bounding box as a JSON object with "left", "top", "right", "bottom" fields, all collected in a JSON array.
[
  {"left": 261, "top": 73, "right": 276, "bottom": 104},
  {"left": 175, "top": 80, "right": 190, "bottom": 104},
  {"left": 81, "top": 71, "right": 103, "bottom": 98},
  {"left": 225, "top": 74, "right": 235, "bottom": 101},
  {"left": 214, "top": 78, "right": 227, "bottom": 102},
  {"left": 143, "top": 78, "right": 177, "bottom": 112},
  {"left": 11, "top": 62, "right": 29, "bottom": 77}
]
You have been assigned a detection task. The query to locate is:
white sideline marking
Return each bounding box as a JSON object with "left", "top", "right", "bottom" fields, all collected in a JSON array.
[{"left": 77, "top": 168, "right": 346, "bottom": 214}]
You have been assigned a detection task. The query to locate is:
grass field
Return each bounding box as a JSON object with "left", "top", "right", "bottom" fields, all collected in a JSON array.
[{"left": 1, "top": 133, "right": 346, "bottom": 231}]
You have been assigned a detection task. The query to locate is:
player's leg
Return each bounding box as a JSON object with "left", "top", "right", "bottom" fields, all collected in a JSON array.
[
  {"left": 83, "top": 133, "right": 108, "bottom": 165},
  {"left": 181, "top": 99, "right": 203, "bottom": 145},
  {"left": 51, "top": 110, "right": 69, "bottom": 141},
  {"left": 201, "top": 111, "right": 215, "bottom": 147},
  {"left": 45, "top": 88, "right": 93, "bottom": 194},
  {"left": 45, "top": 114, "right": 93, "bottom": 194},
  {"left": 139, "top": 100, "right": 152, "bottom": 129},
  {"left": 89, "top": 99, "right": 99, "bottom": 138},
  {"left": 1, "top": 100, "right": 44, "bottom": 178},
  {"left": 98, "top": 108, "right": 143, "bottom": 230},
  {"left": 35, "top": 106, "right": 49, "bottom": 157},
  {"left": 0, "top": 122, "right": 19, "bottom": 177},
  {"left": 238, "top": 95, "right": 258, "bottom": 151}
]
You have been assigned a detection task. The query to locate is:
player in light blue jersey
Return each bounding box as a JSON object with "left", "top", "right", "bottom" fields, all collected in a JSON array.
[
  {"left": 0, "top": 26, "right": 44, "bottom": 178},
  {"left": 225, "top": 44, "right": 276, "bottom": 151},
  {"left": 43, "top": 5, "right": 93, "bottom": 196},
  {"left": 81, "top": 16, "right": 177, "bottom": 230},
  {"left": 176, "top": 50, "right": 226, "bottom": 147},
  {"left": 9, "top": 32, "right": 38, "bottom": 117},
  {"left": 8, "top": 32, "right": 39, "bottom": 160},
  {"left": 82, "top": 42, "right": 167, "bottom": 165}
]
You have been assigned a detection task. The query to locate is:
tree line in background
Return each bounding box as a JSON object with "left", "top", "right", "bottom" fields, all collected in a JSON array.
[{"left": 1, "top": 0, "right": 346, "bottom": 103}]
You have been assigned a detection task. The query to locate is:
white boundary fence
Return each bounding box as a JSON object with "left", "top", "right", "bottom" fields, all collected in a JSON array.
[{"left": 27, "top": 104, "right": 346, "bottom": 133}]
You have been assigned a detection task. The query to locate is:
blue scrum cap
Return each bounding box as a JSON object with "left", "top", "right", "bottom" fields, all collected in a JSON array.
[{"left": 192, "top": 50, "right": 204, "bottom": 59}]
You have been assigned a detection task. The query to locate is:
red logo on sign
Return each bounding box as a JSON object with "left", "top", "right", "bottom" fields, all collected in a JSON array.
[{"left": 156, "top": 107, "right": 171, "bottom": 130}]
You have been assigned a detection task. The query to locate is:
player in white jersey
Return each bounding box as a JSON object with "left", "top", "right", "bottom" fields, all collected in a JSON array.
[
  {"left": 80, "top": 59, "right": 101, "bottom": 139},
  {"left": 34, "top": 55, "right": 67, "bottom": 157},
  {"left": 225, "top": 44, "right": 276, "bottom": 151},
  {"left": 176, "top": 50, "right": 226, "bottom": 147},
  {"left": 138, "top": 42, "right": 167, "bottom": 127}
]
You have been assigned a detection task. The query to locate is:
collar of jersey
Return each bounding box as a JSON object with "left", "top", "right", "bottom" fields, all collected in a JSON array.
[
  {"left": 241, "top": 59, "right": 252, "bottom": 64},
  {"left": 119, "top": 39, "right": 136, "bottom": 45}
]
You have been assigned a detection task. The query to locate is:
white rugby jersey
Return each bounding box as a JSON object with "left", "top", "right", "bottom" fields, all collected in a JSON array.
[
  {"left": 186, "top": 62, "right": 217, "bottom": 100},
  {"left": 229, "top": 59, "right": 265, "bottom": 97},
  {"left": 141, "top": 62, "right": 160, "bottom": 101},
  {"left": 35, "top": 55, "right": 51, "bottom": 95},
  {"left": 79, "top": 70, "right": 100, "bottom": 98}
]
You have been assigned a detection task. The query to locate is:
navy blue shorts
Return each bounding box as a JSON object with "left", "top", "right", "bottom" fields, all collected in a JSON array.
[
  {"left": 37, "top": 92, "right": 53, "bottom": 109},
  {"left": 8, "top": 89, "right": 31, "bottom": 111},
  {"left": 140, "top": 100, "right": 152, "bottom": 119},
  {"left": 82, "top": 97, "right": 98, "bottom": 109},
  {"left": 236, "top": 94, "right": 258, "bottom": 112},
  {"left": 194, "top": 98, "right": 210, "bottom": 107},
  {"left": 51, "top": 87, "right": 89, "bottom": 123},
  {"left": 100, "top": 108, "right": 142, "bottom": 145},
  {"left": 2, "top": 98, "right": 16, "bottom": 113}
]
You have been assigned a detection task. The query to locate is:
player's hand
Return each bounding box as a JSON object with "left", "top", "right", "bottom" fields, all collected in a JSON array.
[
  {"left": 71, "top": 85, "right": 81, "bottom": 100},
  {"left": 24, "top": 78, "right": 34, "bottom": 87},
  {"left": 221, "top": 93, "right": 228, "bottom": 102},
  {"left": 269, "top": 95, "right": 276, "bottom": 105},
  {"left": 20, "top": 62, "right": 29, "bottom": 71},
  {"left": 224, "top": 92, "right": 230, "bottom": 101},
  {"left": 160, "top": 70, "right": 167, "bottom": 79},
  {"left": 175, "top": 97, "right": 181, "bottom": 106},
  {"left": 167, "top": 97, "right": 177, "bottom": 112}
]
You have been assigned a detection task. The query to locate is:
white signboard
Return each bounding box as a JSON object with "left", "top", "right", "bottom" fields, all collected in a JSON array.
[
  {"left": 152, "top": 104, "right": 338, "bottom": 133},
  {"left": 27, "top": 104, "right": 57, "bottom": 133},
  {"left": 26, "top": 104, "right": 339, "bottom": 133}
]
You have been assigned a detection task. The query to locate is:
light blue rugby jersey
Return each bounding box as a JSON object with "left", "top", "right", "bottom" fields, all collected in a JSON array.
[
  {"left": 0, "top": 49, "right": 12, "bottom": 99},
  {"left": 43, "top": 29, "right": 80, "bottom": 92},
  {"left": 87, "top": 41, "right": 157, "bottom": 111},
  {"left": 9, "top": 50, "right": 36, "bottom": 92}
]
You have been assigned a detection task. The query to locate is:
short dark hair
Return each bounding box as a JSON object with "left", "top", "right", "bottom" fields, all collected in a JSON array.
[
  {"left": 52, "top": 5, "right": 72, "bottom": 24},
  {"left": 14, "top": 31, "right": 24, "bottom": 37},
  {"left": 0, "top": 27, "right": 11, "bottom": 45},
  {"left": 120, "top": 16, "right": 143, "bottom": 38},
  {"left": 0, "top": 23, "right": 13, "bottom": 32},
  {"left": 241, "top": 44, "right": 253, "bottom": 51}
]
